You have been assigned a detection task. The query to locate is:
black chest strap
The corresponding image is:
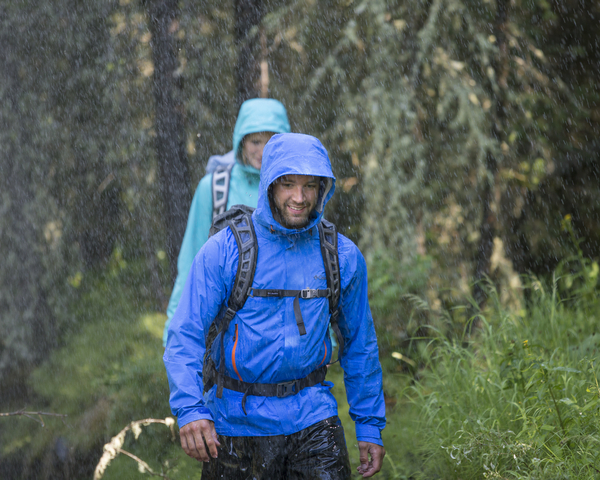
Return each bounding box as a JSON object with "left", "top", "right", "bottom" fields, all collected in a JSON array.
[{"left": 251, "top": 288, "right": 331, "bottom": 336}]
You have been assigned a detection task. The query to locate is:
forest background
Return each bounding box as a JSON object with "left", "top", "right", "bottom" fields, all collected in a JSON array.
[{"left": 1, "top": 0, "right": 599, "bottom": 478}]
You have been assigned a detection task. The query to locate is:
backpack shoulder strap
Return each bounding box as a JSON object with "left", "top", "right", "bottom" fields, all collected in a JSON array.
[
  {"left": 211, "top": 162, "right": 235, "bottom": 220},
  {"left": 204, "top": 206, "right": 258, "bottom": 397},
  {"left": 317, "top": 219, "right": 345, "bottom": 359},
  {"left": 318, "top": 219, "right": 340, "bottom": 312},
  {"left": 209, "top": 204, "right": 255, "bottom": 238},
  {"left": 226, "top": 208, "right": 258, "bottom": 310}
]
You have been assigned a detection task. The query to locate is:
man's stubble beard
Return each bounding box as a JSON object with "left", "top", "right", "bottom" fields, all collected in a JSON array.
[{"left": 271, "top": 198, "right": 313, "bottom": 230}]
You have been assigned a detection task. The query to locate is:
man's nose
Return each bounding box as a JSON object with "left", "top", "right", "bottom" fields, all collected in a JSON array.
[{"left": 291, "top": 186, "right": 305, "bottom": 203}]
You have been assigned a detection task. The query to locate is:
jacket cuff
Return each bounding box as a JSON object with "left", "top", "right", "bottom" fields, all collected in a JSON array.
[
  {"left": 357, "top": 435, "right": 384, "bottom": 447},
  {"left": 355, "top": 424, "right": 383, "bottom": 447},
  {"left": 177, "top": 407, "right": 213, "bottom": 429}
]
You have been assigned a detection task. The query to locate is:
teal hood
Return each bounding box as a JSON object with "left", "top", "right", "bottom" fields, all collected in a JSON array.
[
  {"left": 232, "top": 98, "right": 291, "bottom": 165},
  {"left": 254, "top": 133, "right": 336, "bottom": 234}
]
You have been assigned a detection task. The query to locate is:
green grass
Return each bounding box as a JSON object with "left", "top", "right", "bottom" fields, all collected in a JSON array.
[{"left": 380, "top": 278, "right": 600, "bottom": 479}]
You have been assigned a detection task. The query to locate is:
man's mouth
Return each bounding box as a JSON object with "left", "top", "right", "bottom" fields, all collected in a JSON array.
[{"left": 287, "top": 204, "right": 306, "bottom": 214}]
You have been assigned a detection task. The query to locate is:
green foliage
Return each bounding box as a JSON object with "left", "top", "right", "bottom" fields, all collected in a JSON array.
[
  {"left": 368, "top": 249, "right": 435, "bottom": 367},
  {"left": 273, "top": 0, "right": 595, "bottom": 306},
  {"left": 3, "top": 0, "right": 599, "bottom": 391},
  {"left": 369, "top": 250, "right": 432, "bottom": 319},
  {"left": 379, "top": 262, "right": 600, "bottom": 479},
  {"left": 555, "top": 215, "right": 600, "bottom": 304},
  {"left": 0, "top": 259, "right": 196, "bottom": 476}
]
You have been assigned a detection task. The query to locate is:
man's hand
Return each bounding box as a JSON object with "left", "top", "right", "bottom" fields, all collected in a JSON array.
[
  {"left": 357, "top": 441, "right": 385, "bottom": 478},
  {"left": 179, "top": 419, "right": 221, "bottom": 462}
]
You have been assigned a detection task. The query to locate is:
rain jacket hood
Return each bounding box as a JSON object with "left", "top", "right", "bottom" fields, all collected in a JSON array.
[
  {"left": 254, "top": 133, "right": 336, "bottom": 234},
  {"left": 233, "top": 98, "right": 291, "bottom": 168}
]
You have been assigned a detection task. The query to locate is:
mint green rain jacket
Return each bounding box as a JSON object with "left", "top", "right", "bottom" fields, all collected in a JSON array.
[{"left": 163, "top": 99, "right": 290, "bottom": 345}]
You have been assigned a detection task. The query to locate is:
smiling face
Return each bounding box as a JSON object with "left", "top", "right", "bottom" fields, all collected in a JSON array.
[
  {"left": 241, "top": 132, "right": 275, "bottom": 169},
  {"left": 270, "top": 175, "right": 320, "bottom": 229}
]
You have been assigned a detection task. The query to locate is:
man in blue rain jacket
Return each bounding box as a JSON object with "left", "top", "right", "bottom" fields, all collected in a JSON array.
[
  {"left": 164, "top": 133, "right": 386, "bottom": 479},
  {"left": 163, "top": 98, "right": 290, "bottom": 346}
]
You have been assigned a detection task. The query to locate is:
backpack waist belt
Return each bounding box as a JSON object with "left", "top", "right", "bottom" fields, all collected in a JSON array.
[
  {"left": 204, "top": 360, "right": 327, "bottom": 415},
  {"left": 251, "top": 288, "right": 331, "bottom": 336}
]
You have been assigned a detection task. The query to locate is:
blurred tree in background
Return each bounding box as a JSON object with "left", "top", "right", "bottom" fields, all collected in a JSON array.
[
  {"left": 0, "top": 0, "right": 598, "bottom": 477},
  {"left": 146, "top": 0, "right": 191, "bottom": 282}
]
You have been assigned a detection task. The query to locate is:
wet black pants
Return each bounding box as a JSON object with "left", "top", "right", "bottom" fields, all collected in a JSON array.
[{"left": 200, "top": 416, "right": 351, "bottom": 480}]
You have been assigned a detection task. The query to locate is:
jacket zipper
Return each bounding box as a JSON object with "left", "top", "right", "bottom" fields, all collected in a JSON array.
[{"left": 232, "top": 324, "right": 243, "bottom": 381}]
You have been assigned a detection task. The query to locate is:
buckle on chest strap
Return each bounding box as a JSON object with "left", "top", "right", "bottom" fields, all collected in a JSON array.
[
  {"left": 300, "top": 288, "right": 317, "bottom": 299},
  {"left": 277, "top": 380, "right": 298, "bottom": 397},
  {"left": 299, "top": 288, "right": 331, "bottom": 299}
]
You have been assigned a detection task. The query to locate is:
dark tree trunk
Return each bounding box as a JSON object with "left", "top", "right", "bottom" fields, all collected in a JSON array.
[
  {"left": 235, "top": 0, "right": 263, "bottom": 109},
  {"left": 148, "top": 0, "right": 191, "bottom": 282},
  {"left": 473, "top": 0, "right": 509, "bottom": 309},
  {"left": 0, "top": 28, "right": 56, "bottom": 389}
]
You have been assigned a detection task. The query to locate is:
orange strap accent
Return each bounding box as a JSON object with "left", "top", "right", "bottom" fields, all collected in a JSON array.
[
  {"left": 232, "top": 324, "right": 243, "bottom": 381},
  {"left": 318, "top": 340, "right": 327, "bottom": 367}
]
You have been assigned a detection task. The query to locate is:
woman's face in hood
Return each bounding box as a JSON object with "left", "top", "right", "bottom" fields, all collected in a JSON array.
[
  {"left": 270, "top": 175, "right": 319, "bottom": 229},
  {"left": 242, "top": 132, "right": 275, "bottom": 169}
]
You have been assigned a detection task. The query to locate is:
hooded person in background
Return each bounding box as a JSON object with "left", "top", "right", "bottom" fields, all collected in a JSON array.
[
  {"left": 164, "top": 133, "right": 386, "bottom": 479},
  {"left": 162, "top": 98, "right": 290, "bottom": 346}
]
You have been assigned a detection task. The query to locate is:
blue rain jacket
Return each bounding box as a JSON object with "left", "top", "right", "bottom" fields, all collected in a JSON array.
[
  {"left": 163, "top": 99, "right": 290, "bottom": 345},
  {"left": 164, "top": 133, "right": 386, "bottom": 445}
]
